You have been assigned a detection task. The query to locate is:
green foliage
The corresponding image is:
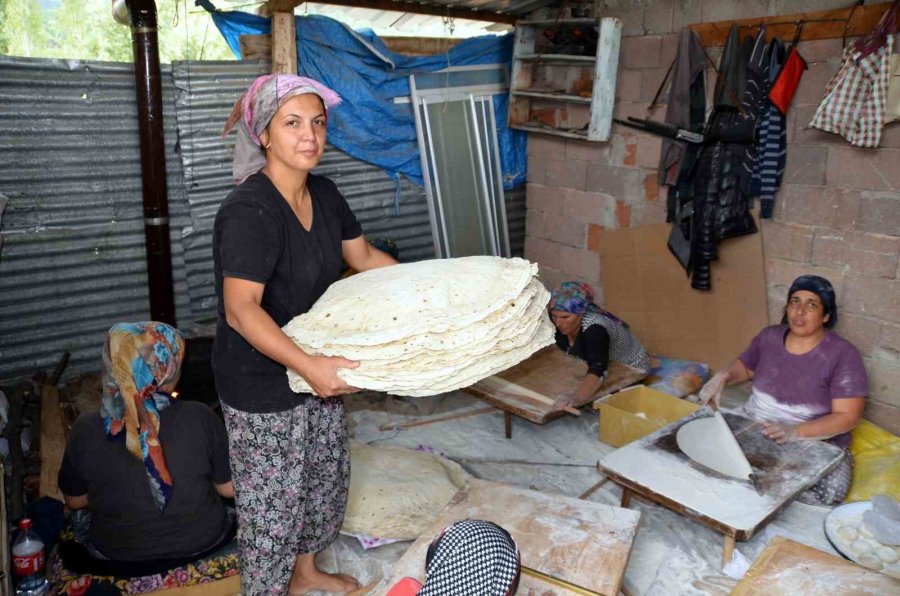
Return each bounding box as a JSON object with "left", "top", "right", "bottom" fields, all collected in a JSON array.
[{"left": 0, "top": 0, "right": 236, "bottom": 63}]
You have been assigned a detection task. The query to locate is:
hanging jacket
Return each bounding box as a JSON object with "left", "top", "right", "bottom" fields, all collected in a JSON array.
[{"left": 751, "top": 38, "right": 787, "bottom": 218}]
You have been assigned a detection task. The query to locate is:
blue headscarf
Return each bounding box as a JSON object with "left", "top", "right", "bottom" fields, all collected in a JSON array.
[
  {"left": 781, "top": 275, "right": 838, "bottom": 329},
  {"left": 549, "top": 281, "right": 629, "bottom": 328}
]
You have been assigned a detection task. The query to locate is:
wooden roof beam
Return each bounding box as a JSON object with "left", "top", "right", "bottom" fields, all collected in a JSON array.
[{"left": 260, "top": 0, "right": 518, "bottom": 25}]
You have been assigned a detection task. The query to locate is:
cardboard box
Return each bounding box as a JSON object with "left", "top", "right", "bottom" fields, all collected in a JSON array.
[{"left": 593, "top": 385, "right": 699, "bottom": 447}]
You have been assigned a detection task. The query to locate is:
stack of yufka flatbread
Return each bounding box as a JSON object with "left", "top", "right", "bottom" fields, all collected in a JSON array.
[{"left": 283, "top": 256, "right": 554, "bottom": 396}]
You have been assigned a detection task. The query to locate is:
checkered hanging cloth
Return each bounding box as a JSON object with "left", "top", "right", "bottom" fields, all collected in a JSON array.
[{"left": 809, "top": 2, "right": 899, "bottom": 148}]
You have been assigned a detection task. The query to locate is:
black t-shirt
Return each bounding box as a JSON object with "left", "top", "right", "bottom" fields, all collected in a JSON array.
[
  {"left": 57, "top": 400, "right": 232, "bottom": 561},
  {"left": 212, "top": 171, "right": 362, "bottom": 413},
  {"left": 555, "top": 324, "right": 611, "bottom": 378}
]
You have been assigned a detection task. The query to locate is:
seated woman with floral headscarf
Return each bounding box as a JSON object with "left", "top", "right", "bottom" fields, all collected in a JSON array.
[
  {"left": 52, "top": 322, "right": 237, "bottom": 592},
  {"left": 549, "top": 282, "right": 650, "bottom": 408}
]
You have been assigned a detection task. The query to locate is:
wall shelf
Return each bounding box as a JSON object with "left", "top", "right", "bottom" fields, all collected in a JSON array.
[{"left": 509, "top": 17, "right": 622, "bottom": 142}]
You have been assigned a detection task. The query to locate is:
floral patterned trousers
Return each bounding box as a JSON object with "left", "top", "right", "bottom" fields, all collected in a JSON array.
[{"left": 222, "top": 398, "right": 350, "bottom": 595}]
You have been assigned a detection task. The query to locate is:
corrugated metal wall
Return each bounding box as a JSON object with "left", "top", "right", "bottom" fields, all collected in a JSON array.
[
  {"left": 0, "top": 56, "right": 195, "bottom": 383},
  {"left": 0, "top": 56, "right": 525, "bottom": 385}
]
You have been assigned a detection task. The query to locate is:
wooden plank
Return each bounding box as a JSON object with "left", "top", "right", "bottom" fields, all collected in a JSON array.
[
  {"left": 39, "top": 384, "right": 67, "bottom": 501},
  {"left": 373, "top": 479, "right": 641, "bottom": 596},
  {"left": 464, "top": 347, "right": 647, "bottom": 424},
  {"left": 239, "top": 34, "right": 271, "bottom": 61},
  {"left": 259, "top": 0, "right": 518, "bottom": 25},
  {"left": 0, "top": 461, "right": 11, "bottom": 596},
  {"left": 599, "top": 408, "right": 844, "bottom": 540},
  {"left": 476, "top": 376, "right": 581, "bottom": 416},
  {"left": 271, "top": 12, "right": 297, "bottom": 74},
  {"left": 240, "top": 34, "right": 463, "bottom": 60},
  {"left": 690, "top": 2, "right": 897, "bottom": 47},
  {"left": 589, "top": 17, "right": 621, "bottom": 142},
  {"left": 731, "top": 536, "right": 900, "bottom": 595}
]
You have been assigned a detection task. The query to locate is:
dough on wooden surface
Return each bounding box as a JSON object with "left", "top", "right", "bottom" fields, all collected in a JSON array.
[
  {"left": 676, "top": 412, "right": 753, "bottom": 480},
  {"left": 342, "top": 443, "right": 468, "bottom": 540}
]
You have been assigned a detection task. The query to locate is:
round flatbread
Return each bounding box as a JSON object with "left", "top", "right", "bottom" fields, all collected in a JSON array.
[{"left": 342, "top": 443, "right": 468, "bottom": 540}]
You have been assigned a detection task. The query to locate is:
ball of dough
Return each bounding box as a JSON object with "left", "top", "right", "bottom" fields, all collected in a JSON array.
[
  {"left": 836, "top": 525, "right": 859, "bottom": 542},
  {"left": 858, "top": 523, "right": 875, "bottom": 539},
  {"left": 857, "top": 553, "right": 884, "bottom": 571},
  {"left": 876, "top": 546, "right": 899, "bottom": 564},
  {"left": 850, "top": 538, "right": 873, "bottom": 555}
]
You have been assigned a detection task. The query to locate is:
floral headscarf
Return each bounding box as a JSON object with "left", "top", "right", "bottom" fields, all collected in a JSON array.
[
  {"left": 222, "top": 74, "right": 343, "bottom": 184},
  {"left": 101, "top": 322, "right": 185, "bottom": 511},
  {"left": 548, "top": 281, "right": 629, "bottom": 327}
]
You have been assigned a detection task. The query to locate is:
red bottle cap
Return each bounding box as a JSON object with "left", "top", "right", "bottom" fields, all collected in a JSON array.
[{"left": 18, "top": 518, "right": 32, "bottom": 530}]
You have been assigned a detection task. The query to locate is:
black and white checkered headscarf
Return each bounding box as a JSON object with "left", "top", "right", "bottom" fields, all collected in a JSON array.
[{"left": 419, "top": 519, "right": 520, "bottom": 596}]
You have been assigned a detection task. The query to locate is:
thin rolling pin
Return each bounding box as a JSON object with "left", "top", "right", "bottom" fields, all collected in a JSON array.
[{"left": 478, "top": 376, "right": 581, "bottom": 416}]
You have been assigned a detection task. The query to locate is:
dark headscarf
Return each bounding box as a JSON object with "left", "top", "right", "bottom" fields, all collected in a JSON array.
[
  {"left": 418, "top": 520, "right": 520, "bottom": 596},
  {"left": 781, "top": 275, "right": 838, "bottom": 329}
]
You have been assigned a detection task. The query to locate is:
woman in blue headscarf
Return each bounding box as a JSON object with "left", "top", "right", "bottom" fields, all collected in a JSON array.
[{"left": 548, "top": 282, "right": 650, "bottom": 408}]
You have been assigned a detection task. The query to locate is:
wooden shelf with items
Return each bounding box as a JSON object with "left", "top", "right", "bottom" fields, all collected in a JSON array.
[{"left": 509, "top": 17, "right": 622, "bottom": 142}]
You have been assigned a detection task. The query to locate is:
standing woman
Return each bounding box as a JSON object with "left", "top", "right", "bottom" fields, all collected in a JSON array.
[{"left": 214, "top": 75, "right": 397, "bottom": 595}]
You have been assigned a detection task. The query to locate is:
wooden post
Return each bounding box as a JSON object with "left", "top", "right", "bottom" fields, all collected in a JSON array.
[
  {"left": 620, "top": 487, "right": 632, "bottom": 508},
  {"left": 723, "top": 534, "right": 736, "bottom": 569},
  {"left": 271, "top": 12, "right": 297, "bottom": 74},
  {"left": 39, "top": 383, "right": 67, "bottom": 501}
]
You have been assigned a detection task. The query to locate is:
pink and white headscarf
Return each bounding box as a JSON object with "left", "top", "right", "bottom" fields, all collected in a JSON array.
[{"left": 222, "top": 74, "right": 342, "bottom": 184}]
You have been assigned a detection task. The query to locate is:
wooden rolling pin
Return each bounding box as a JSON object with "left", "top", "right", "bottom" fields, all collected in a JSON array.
[{"left": 478, "top": 376, "right": 581, "bottom": 416}]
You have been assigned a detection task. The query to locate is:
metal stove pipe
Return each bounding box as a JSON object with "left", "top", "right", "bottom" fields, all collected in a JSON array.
[{"left": 125, "top": 0, "right": 176, "bottom": 325}]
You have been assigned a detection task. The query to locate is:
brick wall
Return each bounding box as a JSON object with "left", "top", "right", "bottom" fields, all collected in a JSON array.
[{"left": 523, "top": 0, "right": 900, "bottom": 432}]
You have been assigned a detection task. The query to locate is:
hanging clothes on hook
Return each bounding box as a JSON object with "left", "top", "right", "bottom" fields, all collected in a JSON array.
[
  {"left": 752, "top": 37, "right": 787, "bottom": 219},
  {"left": 809, "top": 0, "right": 900, "bottom": 148},
  {"left": 768, "top": 22, "right": 808, "bottom": 115}
]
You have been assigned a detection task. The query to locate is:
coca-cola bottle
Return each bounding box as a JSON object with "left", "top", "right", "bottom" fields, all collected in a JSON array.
[{"left": 12, "top": 518, "right": 48, "bottom": 595}]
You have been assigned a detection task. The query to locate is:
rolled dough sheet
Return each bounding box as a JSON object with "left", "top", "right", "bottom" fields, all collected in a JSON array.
[{"left": 676, "top": 411, "right": 753, "bottom": 480}]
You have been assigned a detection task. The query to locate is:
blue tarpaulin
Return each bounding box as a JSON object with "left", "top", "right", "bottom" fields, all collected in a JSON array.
[{"left": 209, "top": 10, "right": 526, "bottom": 190}]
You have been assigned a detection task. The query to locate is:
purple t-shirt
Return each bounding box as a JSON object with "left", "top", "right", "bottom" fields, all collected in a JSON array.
[{"left": 739, "top": 325, "right": 868, "bottom": 447}]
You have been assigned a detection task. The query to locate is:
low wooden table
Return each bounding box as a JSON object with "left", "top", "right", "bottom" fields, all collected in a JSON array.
[
  {"left": 598, "top": 408, "right": 845, "bottom": 568},
  {"left": 731, "top": 536, "right": 900, "bottom": 594},
  {"left": 372, "top": 479, "right": 641, "bottom": 596},
  {"left": 464, "top": 347, "right": 647, "bottom": 438}
]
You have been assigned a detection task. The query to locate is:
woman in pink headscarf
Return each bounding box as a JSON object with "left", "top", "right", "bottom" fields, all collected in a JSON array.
[{"left": 214, "top": 74, "right": 397, "bottom": 595}]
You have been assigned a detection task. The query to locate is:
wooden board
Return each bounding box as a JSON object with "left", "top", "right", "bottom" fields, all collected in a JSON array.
[
  {"left": 594, "top": 220, "right": 768, "bottom": 372},
  {"left": 39, "top": 384, "right": 67, "bottom": 501},
  {"left": 464, "top": 347, "right": 647, "bottom": 424},
  {"left": 731, "top": 536, "right": 900, "bottom": 595},
  {"left": 271, "top": 12, "right": 297, "bottom": 74},
  {"left": 691, "top": 2, "right": 897, "bottom": 48},
  {"left": 373, "top": 479, "right": 640, "bottom": 596},
  {"left": 599, "top": 408, "right": 844, "bottom": 539}
]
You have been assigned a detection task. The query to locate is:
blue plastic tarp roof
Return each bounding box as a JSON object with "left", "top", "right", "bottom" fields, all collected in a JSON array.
[{"left": 209, "top": 10, "right": 526, "bottom": 190}]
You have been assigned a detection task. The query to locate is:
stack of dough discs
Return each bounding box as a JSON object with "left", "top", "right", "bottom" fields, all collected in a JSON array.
[
  {"left": 341, "top": 443, "right": 468, "bottom": 540},
  {"left": 283, "top": 256, "right": 554, "bottom": 396}
]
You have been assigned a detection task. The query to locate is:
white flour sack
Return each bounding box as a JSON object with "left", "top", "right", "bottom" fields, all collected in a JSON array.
[{"left": 283, "top": 256, "right": 554, "bottom": 396}]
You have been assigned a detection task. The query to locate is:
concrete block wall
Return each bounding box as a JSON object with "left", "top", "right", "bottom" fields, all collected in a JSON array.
[{"left": 523, "top": 0, "right": 900, "bottom": 432}]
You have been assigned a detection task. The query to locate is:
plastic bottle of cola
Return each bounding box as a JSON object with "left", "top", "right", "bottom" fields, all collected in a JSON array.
[{"left": 12, "top": 518, "right": 49, "bottom": 595}]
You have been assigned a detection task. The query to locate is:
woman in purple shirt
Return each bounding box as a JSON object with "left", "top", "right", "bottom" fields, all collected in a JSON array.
[{"left": 699, "top": 275, "right": 868, "bottom": 505}]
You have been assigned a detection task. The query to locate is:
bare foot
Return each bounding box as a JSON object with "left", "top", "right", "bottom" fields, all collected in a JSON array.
[{"left": 288, "top": 570, "right": 360, "bottom": 595}]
